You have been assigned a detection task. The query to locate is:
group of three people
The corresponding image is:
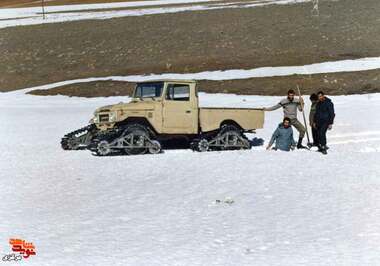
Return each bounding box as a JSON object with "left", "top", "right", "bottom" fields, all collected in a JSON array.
[{"left": 264, "top": 90, "right": 335, "bottom": 155}]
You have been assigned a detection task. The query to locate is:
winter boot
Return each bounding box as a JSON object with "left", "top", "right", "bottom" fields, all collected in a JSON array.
[
  {"left": 318, "top": 145, "right": 327, "bottom": 155},
  {"left": 297, "top": 137, "right": 307, "bottom": 149}
]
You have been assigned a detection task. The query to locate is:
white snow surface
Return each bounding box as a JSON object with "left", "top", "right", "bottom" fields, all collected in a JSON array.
[
  {"left": 1, "top": 88, "right": 380, "bottom": 265},
  {"left": 0, "top": 0, "right": 312, "bottom": 29},
  {"left": 10, "top": 56, "right": 380, "bottom": 94}
]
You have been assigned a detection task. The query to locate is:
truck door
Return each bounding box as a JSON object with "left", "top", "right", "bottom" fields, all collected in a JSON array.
[{"left": 162, "top": 83, "right": 198, "bottom": 134}]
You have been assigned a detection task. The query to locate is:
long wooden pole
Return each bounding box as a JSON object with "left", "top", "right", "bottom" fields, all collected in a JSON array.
[
  {"left": 42, "top": 0, "right": 46, "bottom": 20},
  {"left": 296, "top": 85, "right": 311, "bottom": 145}
]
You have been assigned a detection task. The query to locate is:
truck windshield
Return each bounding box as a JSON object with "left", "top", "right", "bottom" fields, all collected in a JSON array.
[{"left": 134, "top": 82, "right": 164, "bottom": 98}]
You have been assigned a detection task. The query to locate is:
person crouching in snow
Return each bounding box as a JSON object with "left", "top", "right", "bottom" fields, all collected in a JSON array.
[{"left": 266, "top": 117, "right": 296, "bottom": 151}]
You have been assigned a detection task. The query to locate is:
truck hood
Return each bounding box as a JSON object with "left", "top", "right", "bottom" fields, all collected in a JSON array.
[{"left": 95, "top": 101, "right": 156, "bottom": 113}]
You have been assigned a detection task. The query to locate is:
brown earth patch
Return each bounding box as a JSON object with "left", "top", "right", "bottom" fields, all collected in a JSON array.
[
  {"left": 0, "top": 0, "right": 151, "bottom": 8},
  {"left": 42, "top": 1, "right": 249, "bottom": 15},
  {"left": 2, "top": 0, "right": 380, "bottom": 95},
  {"left": 1, "top": 0, "right": 255, "bottom": 8}
]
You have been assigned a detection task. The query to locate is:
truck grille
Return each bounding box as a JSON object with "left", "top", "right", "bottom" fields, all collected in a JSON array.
[{"left": 98, "top": 114, "right": 109, "bottom": 122}]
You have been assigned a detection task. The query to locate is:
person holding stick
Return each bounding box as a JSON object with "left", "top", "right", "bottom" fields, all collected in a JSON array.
[{"left": 264, "top": 89, "right": 308, "bottom": 149}]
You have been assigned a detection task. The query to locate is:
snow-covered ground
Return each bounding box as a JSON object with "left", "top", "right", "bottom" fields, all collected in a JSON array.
[
  {"left": 1, "top": 87, "right": 380, "bottom": 265},
  {"left": 0, "top": 0, "right": 313, "bottom": 29}
]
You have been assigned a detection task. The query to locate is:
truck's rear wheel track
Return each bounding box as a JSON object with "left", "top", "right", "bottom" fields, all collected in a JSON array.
[{"left": 191, "top": 125, "right": 251, "bottom": 152}]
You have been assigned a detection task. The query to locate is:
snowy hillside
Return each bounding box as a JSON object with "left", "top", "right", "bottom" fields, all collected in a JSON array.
[{"left": 1, "top": 89, "right": 380, "bottom": 265}]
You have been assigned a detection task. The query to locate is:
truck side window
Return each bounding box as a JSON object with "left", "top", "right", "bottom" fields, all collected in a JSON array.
[{"left": 166, "top": 84, "right": 190, "bottom": 101}]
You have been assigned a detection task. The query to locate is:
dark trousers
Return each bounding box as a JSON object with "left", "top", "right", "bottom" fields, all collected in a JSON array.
[
  {"left": 312, "top": 127, "right": 319, "bottom": 145},
  {"left": 316, "top": 122, "right": 329, "bottom": 146}
]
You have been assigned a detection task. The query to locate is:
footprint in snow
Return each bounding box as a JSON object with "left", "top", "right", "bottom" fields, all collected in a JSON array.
[{"left": 215, "top": 197, "right": 234, "bottom": 205}]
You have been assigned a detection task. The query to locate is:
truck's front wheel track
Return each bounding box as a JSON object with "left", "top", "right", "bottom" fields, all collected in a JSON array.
[
  {"left": 61, "top": 124, "right": 97, "bottom": 150},
  {"left": 96, "top": 140, "right": 112, "bottom": 156},
  {"left": 148, "top": 140, "right": 162, "bottom": 154},
  {"left": 123, "top": 126, "right": 149, "bottom": 155},
  {"left": 92, "top": 124, "right": 161, "bottom": 156}
]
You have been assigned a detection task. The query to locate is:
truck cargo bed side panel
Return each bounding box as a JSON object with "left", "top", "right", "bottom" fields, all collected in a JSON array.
[{"left": 199, "top": 108, "right": 264, "bottom": 132}]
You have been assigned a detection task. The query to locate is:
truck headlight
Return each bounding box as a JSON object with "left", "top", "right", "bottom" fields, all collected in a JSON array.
[{"left": 109, "top": 112, "right": 116, "bottom": 122}]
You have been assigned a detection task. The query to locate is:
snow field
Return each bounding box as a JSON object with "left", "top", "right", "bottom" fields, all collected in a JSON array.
[{"left": 0, "top": 90, "right": 380, "bottom": 265}]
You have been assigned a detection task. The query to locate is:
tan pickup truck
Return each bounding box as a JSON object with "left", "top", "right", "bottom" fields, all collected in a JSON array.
[{"left": 61, "top": 80, "right": 264, "bottom": 155}]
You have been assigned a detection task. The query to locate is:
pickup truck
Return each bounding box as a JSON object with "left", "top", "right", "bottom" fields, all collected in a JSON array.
[{"left": 61, "top": 79, "right": 265, "bottom": 155}]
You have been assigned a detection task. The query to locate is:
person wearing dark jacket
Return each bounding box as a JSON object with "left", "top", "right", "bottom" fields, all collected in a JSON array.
[
  {"left": 313, "top": 91, "right": 335, "bottom": 154},
  {"left": 309, "top": 93, "right": 319, "bottom": 146},
  {"left": 266, "top": 117, "right": 296, "bottom": 151}
]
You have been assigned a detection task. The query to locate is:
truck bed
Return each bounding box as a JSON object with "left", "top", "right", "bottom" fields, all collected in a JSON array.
[{"left": 199, "top": 107, "right": 265, "bottom": 132}]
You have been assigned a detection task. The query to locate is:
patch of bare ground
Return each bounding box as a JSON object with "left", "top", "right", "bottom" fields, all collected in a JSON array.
[
  {"left": 3, "top": 0, "right": 380, "bottom": 95},
  {"left": 0, "top": 0, "right": 252, "bottom": 8},
  {"left": 0, "top": 0, "right": 152, "bottom": 8},
  {"left": 43, "top": 1, "right": 242, "bottom": 15},
  {"left": 27, "top": 69, "right": 380, "bottom": 97}
]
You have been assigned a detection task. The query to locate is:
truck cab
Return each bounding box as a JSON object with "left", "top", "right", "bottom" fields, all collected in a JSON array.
[{"left": 132, "top": 80, "right": 199, "bottom": 134}]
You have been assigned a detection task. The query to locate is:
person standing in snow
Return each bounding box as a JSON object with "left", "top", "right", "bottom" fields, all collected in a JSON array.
[
  {"left": 266, "top": 117, "right": 296, "bottom": 151},
  {"left": 264, "top": 89, "right": 307, "bottom": 149},
  {"left": 313, "top": 91, "right": 335, "bottom": 155},
  {"left": 309, "top": 93, "right": 319, "bottom": 147}
]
